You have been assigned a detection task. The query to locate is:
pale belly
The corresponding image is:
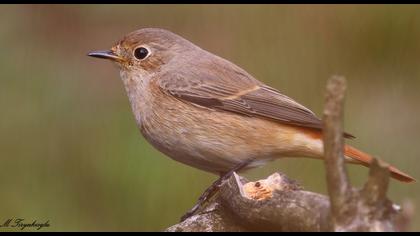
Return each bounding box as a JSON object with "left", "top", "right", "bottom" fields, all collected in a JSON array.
[{"left": 136, "top": 94, "right": 323, "bottom": 174}]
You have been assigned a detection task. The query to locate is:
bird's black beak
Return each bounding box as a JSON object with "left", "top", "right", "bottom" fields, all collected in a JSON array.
[{"left": 87, "top": 50, "right": 122, "bottom": 61}]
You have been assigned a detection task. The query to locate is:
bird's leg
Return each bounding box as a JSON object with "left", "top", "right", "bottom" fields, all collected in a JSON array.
[{"left": 180, "top": 160, "right": 252, "bottom": 222}]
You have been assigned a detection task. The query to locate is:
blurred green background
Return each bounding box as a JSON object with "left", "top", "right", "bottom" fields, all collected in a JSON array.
[{"left": 0, "top": 4, "right": 419, "bottom": 231}]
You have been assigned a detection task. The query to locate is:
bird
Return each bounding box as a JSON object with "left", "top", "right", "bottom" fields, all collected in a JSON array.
[{"left": 88, "top": 27, "right": 414, "bottom": 183}]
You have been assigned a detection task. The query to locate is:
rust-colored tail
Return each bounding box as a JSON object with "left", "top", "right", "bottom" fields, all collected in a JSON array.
[{"left": 344, "top": 145, "right": 415, "bottom": 183}]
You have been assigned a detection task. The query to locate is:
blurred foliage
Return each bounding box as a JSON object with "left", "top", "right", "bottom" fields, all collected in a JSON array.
[{"left": 0, "top": 4, "right": 419, "bottom": 231}]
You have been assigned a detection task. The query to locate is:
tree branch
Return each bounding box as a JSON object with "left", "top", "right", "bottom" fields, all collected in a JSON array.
[
  {"left": 166, "top": 172, "right": 331, "bottom": 232},
  {"left": 322, "top": 76, "right": 353, "bottom": 229},
  {"left": 322, "top": 76, "right": 400, "bottom": 232},
  {"left": 165, "top": 76, "right": 412, "bottom": 232}
]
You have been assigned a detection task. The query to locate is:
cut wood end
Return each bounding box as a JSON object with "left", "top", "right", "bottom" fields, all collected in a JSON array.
[
  {"left": 243, "top": 180, "right": 274, "bottom": 200},
  {"left": 242, "top": 172, "right": 301, "bottom": 200}
]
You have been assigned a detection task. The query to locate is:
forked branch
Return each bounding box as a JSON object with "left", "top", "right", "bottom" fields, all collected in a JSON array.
[{"left": 165, "top": 76, "right": 410, "bottom": 232}]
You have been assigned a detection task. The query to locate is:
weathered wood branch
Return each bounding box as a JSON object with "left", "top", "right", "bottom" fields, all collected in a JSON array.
[
  {"left": 166, "top": 172, "right": 331, "bottom": 232},
  {"left": 323, "top": 76, "right": 353, "bottom": 228},
  {"left": 165, "top": 76, "right": 412, "bottom": 232},
  {"left": 322, "top": 76, "right": 400, "bottom": 232}
]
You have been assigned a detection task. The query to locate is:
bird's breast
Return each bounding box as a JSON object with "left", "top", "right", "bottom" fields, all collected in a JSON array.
[{"left": 121, "top": 74, "right": 323, "bottom": 173}]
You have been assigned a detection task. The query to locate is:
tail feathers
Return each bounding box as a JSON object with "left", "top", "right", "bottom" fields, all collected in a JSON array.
[{"left": 344, "top": 145, "right": 415, "bottom": 183}]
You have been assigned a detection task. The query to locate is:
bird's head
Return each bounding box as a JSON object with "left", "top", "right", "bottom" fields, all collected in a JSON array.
[{"left": 88, "top": 28, "right": 196, "bottom": 73}]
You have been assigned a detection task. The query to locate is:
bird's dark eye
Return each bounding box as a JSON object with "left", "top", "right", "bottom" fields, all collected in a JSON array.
[{"left": 134, "top": 47, "right": 149, "bottom": 60}]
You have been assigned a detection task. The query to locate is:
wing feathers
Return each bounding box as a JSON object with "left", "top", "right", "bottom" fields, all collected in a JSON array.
[{"left": 157, "top": 65, "right": 354, "bottom": 138}]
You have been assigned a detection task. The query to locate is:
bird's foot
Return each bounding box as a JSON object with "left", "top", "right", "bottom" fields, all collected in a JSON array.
[{"left": 179, "top": 160, "right": 252, "bottom": 222}]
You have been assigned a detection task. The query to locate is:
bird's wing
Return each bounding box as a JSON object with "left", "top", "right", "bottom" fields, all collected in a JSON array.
[{"left": 157, "top": 65, "right": 354, "bottom": 138}]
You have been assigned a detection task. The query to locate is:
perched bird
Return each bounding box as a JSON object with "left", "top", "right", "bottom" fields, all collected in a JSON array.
[{"left": 88, "top": 28, "right": 414, "bottom": 183}]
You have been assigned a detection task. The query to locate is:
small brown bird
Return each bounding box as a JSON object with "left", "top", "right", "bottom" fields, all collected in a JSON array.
[{"left": 88, "top": 28, "right": 414, "bottom": 183}]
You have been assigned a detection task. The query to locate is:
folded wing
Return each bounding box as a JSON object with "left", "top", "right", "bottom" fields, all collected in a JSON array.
[{"left": 157, "top": 65, "right": 354, "bottom": 138}]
